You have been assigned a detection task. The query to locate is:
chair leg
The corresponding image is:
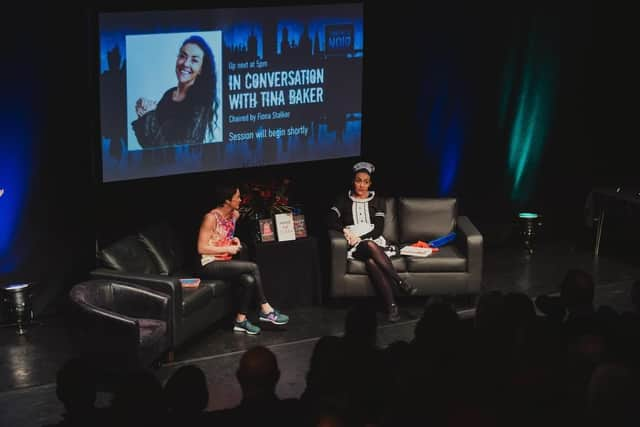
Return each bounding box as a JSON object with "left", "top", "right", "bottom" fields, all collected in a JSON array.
[
  {"left": 152, "top": 351, "right": 174, "bottom": 369},
  {"left": 594, "top": 208, "right": 605, "bottom": 256}
]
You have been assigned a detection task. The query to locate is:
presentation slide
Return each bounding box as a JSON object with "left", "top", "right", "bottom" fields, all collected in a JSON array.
[{"left": 98, "top": 3, "right": 363, "bottom": 182}]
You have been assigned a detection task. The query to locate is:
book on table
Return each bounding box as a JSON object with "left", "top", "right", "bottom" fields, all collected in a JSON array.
[
  {"left": 399, "top": 246, "right": 433, "bottom": 257},
  {"left": 179, "top": 278, "right": 201, "bottom": 288}
]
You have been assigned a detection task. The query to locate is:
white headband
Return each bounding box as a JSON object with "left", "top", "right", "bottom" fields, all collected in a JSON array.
[{"left": 353, "top": 161, "right": 375, "bottom": 175}]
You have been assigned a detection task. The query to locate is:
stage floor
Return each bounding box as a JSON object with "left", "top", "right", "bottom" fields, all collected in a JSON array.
[{"left": 2, "top": 234, "right": 639, "bottom": 426}]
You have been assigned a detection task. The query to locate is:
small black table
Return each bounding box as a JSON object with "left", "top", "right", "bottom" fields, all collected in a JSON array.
[{"left": 252, "top": 237, "right": 321, "bottom": 309}]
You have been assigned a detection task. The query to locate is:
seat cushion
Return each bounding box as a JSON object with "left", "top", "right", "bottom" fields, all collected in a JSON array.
[
  {"left": 347, "top": 256, "right": 407, "bottom": 274},
  {"left": 398, "top": 197, "right": 457, "bottom": 243},
  {"left": 182, "top": 280, "right": 231, "bottom": 316},
  {"left": 98, "top": 236, "right": 160, "bottom": 275},
  {"left": 202, "top": 279, "right": 232, "bottom": 298},
  {"left": 404, "top": 245, "right": 467, "bottom": 273}
]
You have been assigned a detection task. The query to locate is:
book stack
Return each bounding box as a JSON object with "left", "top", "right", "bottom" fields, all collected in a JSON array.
[
  {"left": 400, "top": 246, "right": 433, "bottom": 257},
  {"left": 179, "top": 278, "right": 201, "bottom": 288}
]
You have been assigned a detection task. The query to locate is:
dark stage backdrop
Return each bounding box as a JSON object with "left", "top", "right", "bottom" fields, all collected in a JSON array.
[{"left": 0, "top": 0, "right": 635, "bottom": 315}]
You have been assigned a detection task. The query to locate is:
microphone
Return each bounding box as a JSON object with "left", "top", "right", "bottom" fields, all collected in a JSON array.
[{"left": 0, "top": 188, "right": 4, "bottom": 198}]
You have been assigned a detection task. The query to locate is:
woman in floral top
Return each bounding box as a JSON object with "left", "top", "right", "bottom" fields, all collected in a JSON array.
[{"left": 198, "top": 184, "right": 289, "bottom": 334}]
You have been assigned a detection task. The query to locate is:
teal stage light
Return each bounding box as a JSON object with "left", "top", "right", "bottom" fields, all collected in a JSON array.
[
  {"left": 518, "top": 212, "right": 539, "bottom": 219},
  {"left": 501, "top": 19, "right": 558, "bottom": 205}
]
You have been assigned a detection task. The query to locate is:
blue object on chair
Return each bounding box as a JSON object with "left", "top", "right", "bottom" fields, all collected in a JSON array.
[{"left": 428, "top": 232, "right": 457, "bottom": 248}]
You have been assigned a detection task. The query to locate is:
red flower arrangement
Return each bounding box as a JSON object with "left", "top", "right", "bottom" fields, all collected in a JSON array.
[{"left": 239, "top": 178, "right": 293, "bottom": 219}]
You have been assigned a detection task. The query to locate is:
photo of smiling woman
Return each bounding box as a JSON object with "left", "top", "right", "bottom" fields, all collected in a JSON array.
[{"left": 130, "top": 33, "right": 222, "bottom": 148}]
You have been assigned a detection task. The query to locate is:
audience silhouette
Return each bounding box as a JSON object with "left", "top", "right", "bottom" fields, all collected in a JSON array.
[
  {"left": 210, "top": 345, "right": 301, "bottom": 426},
  {"left": 42, "top": 358, "right": 99, "bottom": 427},
  {"left": 42, "top": 268, "right": 640, "bottom": 427},
  {"left": 163, "top": 365, "right": 209, "bottom": 426},
  {"left": 110, "top": 370, "right": 165, "bottom": 427}
]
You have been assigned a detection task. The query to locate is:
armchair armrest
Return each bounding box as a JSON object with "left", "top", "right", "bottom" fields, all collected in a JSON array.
[
  {"left": 91, "top": 268, "right": 181, "bottom": 346},
  {"left": 71, "top": 302, "right": 140, "bottom": 352},
  {"left": 111, "top": 282, "right": 170, "bottom": 321},
  {"left": 91, "top": 268, "right": 182, "bottom": 307},
  {"left": 455, "top": 216, "right": 483, "bottom": 291},
  {"left": 328, "top": 229, "right": 349, "bottom": 296}
]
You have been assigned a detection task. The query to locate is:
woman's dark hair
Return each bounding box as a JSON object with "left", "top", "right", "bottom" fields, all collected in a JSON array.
[
  {"left": 181, "top": 35, "right": 219, "bottom": 141},
  {"left": 213, "top": 184, "right": 239, "bottom": 208}
]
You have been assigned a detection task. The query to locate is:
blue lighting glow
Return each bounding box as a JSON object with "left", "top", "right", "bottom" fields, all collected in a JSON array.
[
  {"left": 439, "top": 113, "right": 462, "bottom": 196},
  {"left": 0, "top": 99, "right": 33, "bottom": 273},
  {"left": 421, "top": 78, "right": 464, "bottom": 196}
]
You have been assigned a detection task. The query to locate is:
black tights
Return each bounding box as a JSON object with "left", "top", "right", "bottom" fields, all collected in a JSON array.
[
  {"left": 353, "top": 240, "right": 401, "bottom": 311},
  {"left": 200, "top": 251, "right": 267, "bottom": 315}
]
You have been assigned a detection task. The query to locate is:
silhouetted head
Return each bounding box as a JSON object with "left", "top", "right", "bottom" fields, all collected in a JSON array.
[
  {"left": 55, "top": 358, "right": 96, "bottom": 413},
  {"left": 414, "top": 299, "right": 461, "bottom": 350},
  {"left": 236, "top": 346, "right": 280, "bottom": 398},
  {"left": 587, "top": 362, "right": 636, "bottom": 425},
  {"left": 560, "top": 269, "right": 595, "bottom": 313},
  {"left": 344, "top": 302, "right": 378, "bottom": 349},
  {"left": 112, "top": 369, "right": 164, "bottom": 425},
  {"left": 315, "top": 413, "right": 347, "bottom": 427},
  {"left": 474, "top": 290, "right": 507, "bottom": 332},
  {"left": 308, "top": 335, "right": 343, "bottom": 375},
  {"left": 504, "top": 292, "right": 536, "bottom": 329},
  {"left": 306, "top": 335, "right": 346, "bottom": 392},
  {"left": 164, "top": 365, "right": 208, "bottom": 414}
]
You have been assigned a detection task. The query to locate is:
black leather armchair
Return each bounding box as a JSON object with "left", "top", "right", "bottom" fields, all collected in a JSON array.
[
  {"left": 329, "top": 197, "right": 483, "bottom": 298},
  {"left": 69, "top": 279, "right": 170, "bottom": 369},
  {"left": 90, "top": 223, "right": 234, "bottom": 351}
]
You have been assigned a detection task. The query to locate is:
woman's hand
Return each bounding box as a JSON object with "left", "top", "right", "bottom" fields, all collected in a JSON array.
[
  {"left": 226, "top": 244, "right": 241, "bottom": 255},
  {"left": 135, "top": 97, "right": 158, "bottom": 117},
  {"left": 231, "top": 237, "right": 241, "bottom": 246},
  {"left": 343, "top": 228, "right": 360, "bottom": 246}
]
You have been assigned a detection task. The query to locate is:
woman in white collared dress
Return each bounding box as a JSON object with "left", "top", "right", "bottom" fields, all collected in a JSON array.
[{"left": 328, "top": 162, "right": 416, "bottom": 322}]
